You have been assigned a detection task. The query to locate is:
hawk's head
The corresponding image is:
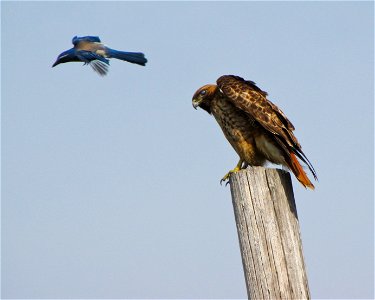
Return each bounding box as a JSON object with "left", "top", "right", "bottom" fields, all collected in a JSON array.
[{"left": 192, "top": 84, "right": 218, "bottom": 114}]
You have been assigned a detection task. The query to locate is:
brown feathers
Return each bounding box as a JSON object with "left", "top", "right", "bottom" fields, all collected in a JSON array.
[{"left": 193, "top": 75, "right": 317, "bottom": 189}]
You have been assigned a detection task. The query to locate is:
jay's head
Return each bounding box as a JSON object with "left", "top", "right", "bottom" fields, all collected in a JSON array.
[{"left": 52, "top": 48, "right": 79, "bottom": 67}]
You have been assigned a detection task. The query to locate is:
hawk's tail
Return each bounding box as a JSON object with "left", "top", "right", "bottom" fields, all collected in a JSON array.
[{"left": 286, "top": 152, "right": 315, "bottom": 190}]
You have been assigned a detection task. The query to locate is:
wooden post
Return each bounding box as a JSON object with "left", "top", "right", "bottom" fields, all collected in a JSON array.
[{"left": 229, "top": 166, "right": 310, "bottom": 300}]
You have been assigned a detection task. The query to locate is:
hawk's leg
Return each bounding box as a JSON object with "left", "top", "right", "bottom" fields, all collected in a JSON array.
[{"left": 220, "top": 159, "right": 245, "bottom": 185}]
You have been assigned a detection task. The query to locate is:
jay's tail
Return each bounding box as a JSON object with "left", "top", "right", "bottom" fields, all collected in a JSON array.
[{"left": 106, "top": 48, "right": 147, "bottom": 66}]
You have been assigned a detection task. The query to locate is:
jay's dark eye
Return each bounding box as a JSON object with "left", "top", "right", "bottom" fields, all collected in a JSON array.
[{"left": 200, "top": 90, "right": 207, "bottom": 96}]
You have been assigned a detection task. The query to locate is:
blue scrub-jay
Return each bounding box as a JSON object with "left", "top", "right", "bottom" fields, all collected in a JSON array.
[{"left": 52, "top": 36, "right": 147, "bottom": 76}]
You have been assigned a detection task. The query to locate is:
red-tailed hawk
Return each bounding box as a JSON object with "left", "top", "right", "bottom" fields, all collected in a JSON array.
[{"left": 192, "top": 75, "right": 317, "bottom": 189}]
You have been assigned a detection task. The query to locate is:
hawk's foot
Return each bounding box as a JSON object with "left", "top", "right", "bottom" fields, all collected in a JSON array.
[{"left": 220, "top": 160, "right": 244, "bottom": 185}]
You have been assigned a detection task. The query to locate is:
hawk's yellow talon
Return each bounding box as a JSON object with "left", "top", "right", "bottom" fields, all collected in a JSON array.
[{"left": 220, "top": 159, "right": 244, "bottom": 185}]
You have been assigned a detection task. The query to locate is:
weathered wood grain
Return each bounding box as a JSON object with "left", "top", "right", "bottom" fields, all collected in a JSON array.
[{"left": 229, "top": 166, "right": 310, "bottom": 300}]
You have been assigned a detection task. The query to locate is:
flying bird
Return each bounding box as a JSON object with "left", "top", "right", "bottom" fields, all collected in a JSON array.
[
  {"left": 192, "top": 75, "right": 317, "bottom": 189},
  {"left": 52, "top": 36, "right": 147, "bottom": 76}
]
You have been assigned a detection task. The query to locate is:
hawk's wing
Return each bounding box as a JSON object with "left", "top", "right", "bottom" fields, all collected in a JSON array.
[
  {"left": 217, "top": 75, "right": 297, "bottom": 145},
  {"left": 217, "top": 75, "right": 317, "bottom": 179}
]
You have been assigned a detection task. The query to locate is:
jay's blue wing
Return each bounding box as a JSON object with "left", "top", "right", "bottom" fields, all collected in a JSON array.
[
  {"left": 90, "top": 60, "right": 109, "bottom": 76},
  {"left": 72, "top": 36, "right": 102, "bottom": 46},
  {"left": 75, "top": 50, "right": 109, "bottom": 64},
  {"left": 75, "top": 50, "right": 109, "bottom": 76}
]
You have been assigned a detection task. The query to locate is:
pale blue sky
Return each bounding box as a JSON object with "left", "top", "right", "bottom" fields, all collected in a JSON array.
[{"left": 2, "top": 1, "right": 374, "bottom": 299}]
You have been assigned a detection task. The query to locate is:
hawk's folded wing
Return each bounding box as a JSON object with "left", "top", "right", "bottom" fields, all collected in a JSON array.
[{"left": 217, "top": 75, "right": 317, "bottom": 179}]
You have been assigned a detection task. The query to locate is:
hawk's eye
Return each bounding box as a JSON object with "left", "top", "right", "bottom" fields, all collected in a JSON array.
[{"left": 200, "top": 90, "right": 207, "bottom": 96}]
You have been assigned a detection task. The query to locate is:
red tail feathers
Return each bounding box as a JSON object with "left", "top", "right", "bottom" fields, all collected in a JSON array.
[{"left": 288, "top": 152, "right": 315, "bottom": 189}]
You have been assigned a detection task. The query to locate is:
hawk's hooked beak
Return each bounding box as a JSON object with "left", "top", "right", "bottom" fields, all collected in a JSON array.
[{"left": 192, "top": 99, "right": 201, "bottom": 110}]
